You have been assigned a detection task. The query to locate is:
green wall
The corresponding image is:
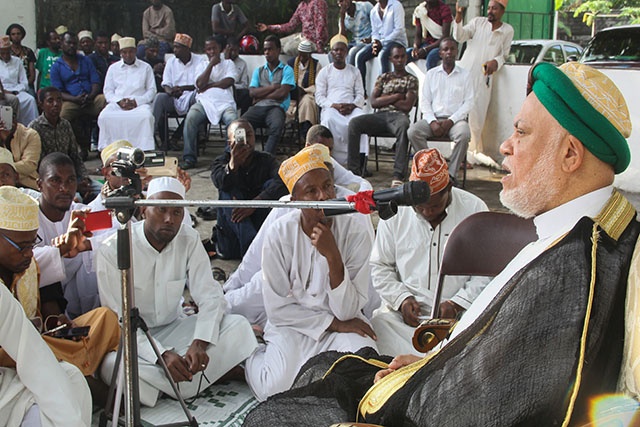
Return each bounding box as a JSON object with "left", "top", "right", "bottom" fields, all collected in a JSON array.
[{"left": 486, "top": 0, "right": 555, "bottom": 39}]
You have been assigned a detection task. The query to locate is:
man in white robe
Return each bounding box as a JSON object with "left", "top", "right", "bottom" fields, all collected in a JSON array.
[
  {"left": 0, "top": 186, "right": 91, "bottom": 427},
  {"left": 98, "top": 37, "right": 157, "bottom": 151},
  {"left": 370, "top": 149, "right": 489, "bottom": 356},
  {"left": 316, "top": 35, "right": 368, "bottom": 167},
  {"left": 244, "top": 145, "right": 377, "bottom": 402},
  {"left": 97, "top": 177, "right": 256, "bottom": 407},
  {"left": 452, "top": 0, "right": 513, "bottom": 153},
  {"left": 152, "top": 33, "right": 204, "bottom": 148},
  {"left": 224, "top": 133, "right": 378, "bottom": 328},
  {"left": 0, "top": 36, "right": 37, "bottom": 125},
  {"left": 33, "top": 153, "right": 99, "bottom": 319},
  {"left": 181, "top": 35, "right": 237, "bottom": 169}
]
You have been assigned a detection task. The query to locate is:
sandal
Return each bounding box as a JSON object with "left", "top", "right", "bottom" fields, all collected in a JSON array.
[{"left": 212, "top": 266, "right": 227, "bottom": 283}]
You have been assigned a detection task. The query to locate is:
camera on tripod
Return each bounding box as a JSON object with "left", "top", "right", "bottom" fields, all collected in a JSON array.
[{"left": 108, "top": 148, "right": 166, "bottom": 198}]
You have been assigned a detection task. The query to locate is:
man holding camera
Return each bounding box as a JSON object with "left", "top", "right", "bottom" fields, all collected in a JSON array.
[{"left": 210, "top": 119, "right": 287, "bottom": 260}]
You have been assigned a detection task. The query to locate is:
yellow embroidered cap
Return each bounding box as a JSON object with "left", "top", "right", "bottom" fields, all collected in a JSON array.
[
  {"left": 55, "top": 25, "right": 68, "bottom": 35},
  {"left": 174, "top": 33, "right": 193, "bottom": 48},
  {"left": 111, "top": 33, "right": 122, "bottom": 43},
  {"left": 101, "top": 140, "right": 133, "bottom": 165},
  {"left": 279, "top": 145, "right": 329, "bottom": 193},
  {"left": 330, "top": 34, "right": 348, "bottom": 49},
  {"left": 306, "top": 143, "right": 331, "bottom": 164},
  {"left": 409, "top": 148, "right": 450, "bottom": 195},
  {"left": 118, "top": 37, "right": 136, "bottom": 50},
  {"left": 0, "top": 147, "right": 16, "bottom": 171},
  {"left": 495, "top": 0, "right": 509, "bottom": 8},
  {"left": 0, "top": 186, "right": 39, "bottom": 231}
]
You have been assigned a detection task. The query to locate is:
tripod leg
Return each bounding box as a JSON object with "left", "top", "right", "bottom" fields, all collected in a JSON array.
[
  {"left": 135, "top": 313, "right": 198, "bottom": 426},
  {"left": 99, "top": 337, "right": 124, "bottom": 427}
]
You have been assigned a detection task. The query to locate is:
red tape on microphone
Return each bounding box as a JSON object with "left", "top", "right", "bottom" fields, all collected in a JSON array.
[{"left": 346, "top": 191, "right": 375, "bottom": 214}]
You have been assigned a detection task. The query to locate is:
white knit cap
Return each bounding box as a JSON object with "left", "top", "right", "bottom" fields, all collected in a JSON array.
[{"left": 146, "top": 177, "right": 185, "bottom": 199}]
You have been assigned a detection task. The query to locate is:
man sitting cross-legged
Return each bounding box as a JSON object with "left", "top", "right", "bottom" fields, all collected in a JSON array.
[
  {"left": 370, "top": 148, "right": 488, "bottom": 357},
  {"left": 244, "top": 144, "right": 378, "bottom": 402},
  {"left": 181, "top": 35, "right": 237, "bottom": 170},
  {"left": 97, "top": 177, "right": 257, "bottom": 407},
  {"left": 98, "top": 37, "right": 157, "bottom": 151},
  {"left": 408, "top": 37, "right": 473, "bottom": 175},
  {"left": 315, "top": 34, "right": 367, "bottom": 168},
  {"left": 0, "top": 188, "right": 91, "bottom": 426},
  {"left": 347, "top": 44, "right": 417, "bottom": 186}
]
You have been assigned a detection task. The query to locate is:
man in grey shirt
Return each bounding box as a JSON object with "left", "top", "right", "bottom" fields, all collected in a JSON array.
[{"left": 211, "top": 0, "right": 250, "bottom": 41}]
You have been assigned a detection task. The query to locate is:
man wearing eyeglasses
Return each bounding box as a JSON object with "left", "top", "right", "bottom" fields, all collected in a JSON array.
[{"left": 0, "top": 185, "right": 119, "bottom": 413}]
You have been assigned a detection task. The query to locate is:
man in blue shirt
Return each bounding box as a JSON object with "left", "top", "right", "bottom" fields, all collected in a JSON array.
[
  {"left": 241, "top": 35, "right": 295, "bottom": 154},
  {"left": 50, "top": 32, "right": 106, "bottom": 153}
]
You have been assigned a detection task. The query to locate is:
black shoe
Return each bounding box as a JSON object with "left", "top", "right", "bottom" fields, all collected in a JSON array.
[
  {"left": 196, "top": 206, "right": 217, "bottom": 221},
  {"left": 179, "top": 160, "right": 196, "bottom": 170}
]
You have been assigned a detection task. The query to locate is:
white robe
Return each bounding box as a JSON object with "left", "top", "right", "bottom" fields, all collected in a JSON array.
[
  {"left": 0, "top": 56, "right": 38, "bottom": 125},
  {"left": 33, "top": 201, "right": 99, "bottom": 318},
  {"left": 98, "top": 58, "right": 157, "bottom": 151},
  {"left": 96, "top": 221, "right": 256, "bottom": 407},
  {"left": 0, "top": 283, "right": 91, "bottom": 427},
  {"left": 453, "top": 17, "right": 513, "bottom": 153},
  {"left": 315, "top": 64, "right": 368, "bottom": 165},
  {"left": 161, "top": 54, "right": 205, "bottom": 115},
  {"left": 194, "top": 57, "right": 237, "bottom": 125},
  {"left": 370, "top": 187, "right": 490, "bottom": 356},
  {"left": 223, "top": 183, "right": 378, "bottom": 327},
  {"left": 245, "top": 210, "right": 377, "bottom": 401}
]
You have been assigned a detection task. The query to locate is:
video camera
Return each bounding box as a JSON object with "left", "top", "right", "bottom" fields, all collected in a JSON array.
[{"left": 108, "top": 148, "right": 166, "bottom": 198}]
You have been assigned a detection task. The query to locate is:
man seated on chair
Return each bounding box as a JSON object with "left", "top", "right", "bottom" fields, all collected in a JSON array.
[
  {"left": 0, "top": 36, "right": 37, "bottom": 125},
  {"left": 347, "top": 44, "right": 417, "bottom": 186},
  {"left": 210, "top": 119, "right": 287, "bottom": 260},
  {"left": 287, "top": 39, "right": 322, "bottom": 139},
  {"left": 29, "top": 86, "right": 100, "bottom": 203},
  {"left": 88, "top": 31, "right": 119, "bottom": 91},
  {"left": 0, "top": 105, "right": 41, "bottom": 190},
  {"left": 316, "top": 34, "right": 367, "bottom": 168},
  {"left": 243, "top": 62, "right": 640, "bottom": 427},
  {"left": 33, "top": 153, "right": 100, "bottom": 319},
  {"left": 225, "top": 36, "right": 251, "bottom": 115},
  {"left": 50, "top": 32, "right": 106, "bottom": 154},
  {"left": 370, "top": 148, "right": 488, "bottom": 357},
  {"left": 152, "top": 33, "right": 203, "bottom": 151},
  {"left": 241, "top": 35, "right": 294, "bottom": 155},
  {"left": 0, "top": 186, "right": 120, "bottom": 406},
  {"left": 408, "top": 37, "right": 473, "bottom": 176},
  {"left": 181, "top": 35, "right": 237, "bottom": 170},
  {"left": 98, "top": 37, "right": 157, "bottom": 151},
  {"left": 97, "top": 177, "right": 257, "bottom": 407},
  {"left": 244, "top": 144, "right": 377, "bottom": 402}
]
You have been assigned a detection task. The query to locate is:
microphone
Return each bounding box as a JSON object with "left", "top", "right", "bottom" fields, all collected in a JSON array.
[{"left": 325, "top": 181, "right": 431, "bottom": 218}]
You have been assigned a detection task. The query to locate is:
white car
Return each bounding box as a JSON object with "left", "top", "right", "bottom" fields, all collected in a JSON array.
[{"left": 506, "top": 39, "right": 583, "bottom": 65}]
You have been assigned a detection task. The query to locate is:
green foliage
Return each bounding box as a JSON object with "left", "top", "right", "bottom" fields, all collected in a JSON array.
[{"left": 567, "top": 0, "right": 640, "bottom": 25}]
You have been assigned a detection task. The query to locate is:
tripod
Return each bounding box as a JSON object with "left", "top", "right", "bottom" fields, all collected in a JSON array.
[{"left": 98, "top": 195, "right": 197, "bottom": 427}]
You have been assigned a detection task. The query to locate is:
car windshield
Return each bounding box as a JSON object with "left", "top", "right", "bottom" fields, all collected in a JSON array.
[
  {"left": 507, "top": 43, "right": 542, "bottom": 64},
  {"left": 581, "top": 28, "right": 640, "bottom": 62}
]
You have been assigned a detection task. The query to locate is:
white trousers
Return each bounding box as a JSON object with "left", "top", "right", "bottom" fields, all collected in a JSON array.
[
  {"left": 100, "top": 313, "right": 257, "bottom": 407},
  {"left": 16, "top": 92, "right": 37, "bottom": 125},
  {"left": 245, "top": 323, "right": 378, "bottom": 401},
  {"left": 370, "top": 307, "right": 425, "bottom": 358},
  {"left": 321, "top": 107, "right": 368, "bottom": 167}
]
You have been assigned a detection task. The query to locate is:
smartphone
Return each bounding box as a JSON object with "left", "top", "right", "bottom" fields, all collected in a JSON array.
[
  {"left": 146, "top": 156, "right": 178, "bottom": 177},
  {"left": 51, "top": 326, "right": 90, "bottom": 340},
  {"left": 0, "top": 106, "right": 12, "bottom": 130},
  {"left": 235, "top": 127, "right": 247, "bottom": 146},
  {"left": 84, "top": 210, "right": 113, "bottom": 232}
]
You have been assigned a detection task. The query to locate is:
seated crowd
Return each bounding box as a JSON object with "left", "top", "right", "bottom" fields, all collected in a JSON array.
[{"left": 1, "top": 1, "right": 639, "bottom": 426}]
